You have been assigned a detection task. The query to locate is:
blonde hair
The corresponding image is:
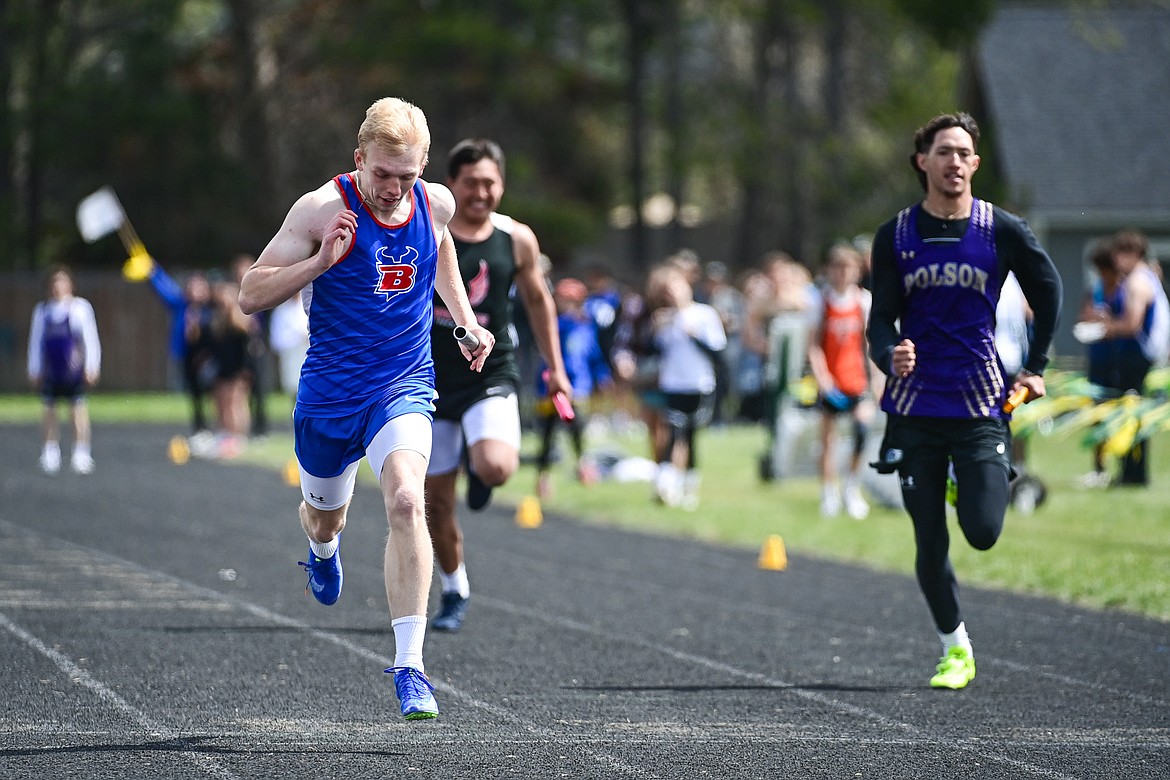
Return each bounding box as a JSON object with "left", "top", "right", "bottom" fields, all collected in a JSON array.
[{"left": 358, "top": 97, "right": 431, "bottom": 159}]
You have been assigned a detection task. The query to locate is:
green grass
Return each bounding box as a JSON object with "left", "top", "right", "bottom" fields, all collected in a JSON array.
[
  {"left": 2, "top": 391, "right": 1166, "bottom": 622},
  {"left": 0, "top": 391, "right": 295, "bottom": 424},
  {"left": 497, "top": 423, "right": 1170, "bottom": 622}
]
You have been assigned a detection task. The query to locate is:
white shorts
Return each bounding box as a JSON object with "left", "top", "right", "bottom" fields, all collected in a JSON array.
[
  {"left": 427, "top": 393, "right": 521, "bottom": 476},
  {"left": 299, "top": 412, "right": 432, "bottom": 511}
]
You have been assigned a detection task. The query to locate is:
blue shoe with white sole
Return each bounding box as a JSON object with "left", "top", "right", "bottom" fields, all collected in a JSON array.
[
  {"left": 298, "top": 541, "right": 342, "bottom": 606},
  {"left": 387, "top": 667, "right": 439, "bottom": 720}
]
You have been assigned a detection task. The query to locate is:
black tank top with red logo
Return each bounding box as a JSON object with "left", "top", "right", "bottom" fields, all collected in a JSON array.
[{"left": 431, "top": 213, "right": 520, "bottom": 394}]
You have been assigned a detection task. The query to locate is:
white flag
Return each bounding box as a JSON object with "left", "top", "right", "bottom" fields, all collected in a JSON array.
[{"left": 76, "top": 187, "right": 126, "bottom": 243}]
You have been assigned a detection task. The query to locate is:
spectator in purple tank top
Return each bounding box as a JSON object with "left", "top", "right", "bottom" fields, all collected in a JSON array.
[
  {"left": 866, "top": 113, "right": 1062, "bottom": 691},
  {"left": 27, "top": 266, "right": 102, "bottom": 475}
]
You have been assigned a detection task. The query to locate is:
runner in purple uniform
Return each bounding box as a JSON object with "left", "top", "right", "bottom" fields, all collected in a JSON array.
[{"left": 867, "top": 113, "right": 1062, "bottom": 690}]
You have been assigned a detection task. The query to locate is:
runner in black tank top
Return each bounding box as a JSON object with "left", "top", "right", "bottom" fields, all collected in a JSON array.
[
  {"left": 431, "top": 213, "right": 522, "bottom": 418},
  {"left": 425, "top": 138, "right": 570, "bottom": 633}
]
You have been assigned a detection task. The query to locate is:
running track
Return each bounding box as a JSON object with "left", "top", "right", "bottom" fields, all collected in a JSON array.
[{"left": 0, "top": 423, "right": 1166, "bottom": 779}]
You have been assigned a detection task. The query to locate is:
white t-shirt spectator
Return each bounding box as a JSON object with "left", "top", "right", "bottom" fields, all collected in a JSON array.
[
  {"left": 268, "top": 292, "right": 310, "bottom": 394},
  {"left": 655, "top": 303, "right": 727, "bottom": 394}
]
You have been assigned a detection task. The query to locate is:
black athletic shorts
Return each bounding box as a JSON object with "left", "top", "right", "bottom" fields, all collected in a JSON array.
[
  {"left": 661, "top": 392, "right": 716, "bottom": 429},
  {"left": 433, "top": 375, "right": 518, "bottom": 422},
  {"left": 872, "top": 415, "right": 1012, "bottom": 476},
  {"left": 40, "top": 378, "right": 85, "bottom": 403}
]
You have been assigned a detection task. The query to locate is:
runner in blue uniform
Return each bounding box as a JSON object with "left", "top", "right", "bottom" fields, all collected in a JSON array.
[
  {"left": 238, "top": 97, "right": 494, "bottom": 720},
  {"left": 867, "top": 113, "right": 1062, "bottom": 690}
]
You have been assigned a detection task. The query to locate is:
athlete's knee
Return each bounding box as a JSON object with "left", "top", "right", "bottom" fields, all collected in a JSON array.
[
  {"left": 962, "top": 517, "right": 1002, "bottom": 551},
  {"left": 481, "top": 459, "right": 516, "bottom": 486},
  {"left": 469, "top": 446, "right": 518, "bottom": 486},
  {"left": 385, "top": 483, "right": 426, "bottom": 529},
  {"left": 851, "top": 418, "right": 870, "bottom": 457},
  {"left": 300, "top": 501, "right": 346, "bottom": 542}
]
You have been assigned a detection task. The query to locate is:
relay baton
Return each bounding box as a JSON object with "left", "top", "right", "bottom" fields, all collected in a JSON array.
[
  {"left": 542, "top": 370, "right": 576, "bottom": 422},
  {"left": 1002, "top": 386, "right": 1030, "bottom": 413},
  {"left": 453, "top": 325, "right": 480, "bottom": 350},
  {"left": 552, "top": 392, "right": 575, "bottom": 422}
]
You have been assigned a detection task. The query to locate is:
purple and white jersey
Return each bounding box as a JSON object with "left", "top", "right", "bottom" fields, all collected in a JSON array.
[
  {"left": 296, "top": 175, "right": 439, "bottom": 418},
  {"left": 27, "top": 297, "right": 101, "bottom": 385},
  {"left": 882, "top": 199, "right": 1008, "bottom": 419}
]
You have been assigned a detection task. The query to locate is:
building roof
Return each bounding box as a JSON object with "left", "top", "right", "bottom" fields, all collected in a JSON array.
[{"left": 975, "top": 4, "right": 1170, "bottom": 224}]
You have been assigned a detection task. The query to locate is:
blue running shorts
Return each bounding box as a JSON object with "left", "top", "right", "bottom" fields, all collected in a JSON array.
[{"left": 294, "top": 379, "right": 435, "bottom": 510}]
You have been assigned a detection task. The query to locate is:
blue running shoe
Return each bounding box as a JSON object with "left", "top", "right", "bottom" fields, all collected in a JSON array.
[
  {"left": 431, "top": 592, "right": 470, "bottom": 632},
  {"left": 387, "top": 667, "right": 439, "bottom": 720},
  {"left": 298, "top": 543, "right": 342, "bottom": 606}
]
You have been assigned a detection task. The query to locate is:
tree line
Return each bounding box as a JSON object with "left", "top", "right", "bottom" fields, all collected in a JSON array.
[{"left": 2, "top": 0, "right": 997, "bottom": 278}]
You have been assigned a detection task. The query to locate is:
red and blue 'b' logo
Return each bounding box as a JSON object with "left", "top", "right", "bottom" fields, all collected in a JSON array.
[{"left": 376, "top": 246, "right": 418, "bottom": 296}]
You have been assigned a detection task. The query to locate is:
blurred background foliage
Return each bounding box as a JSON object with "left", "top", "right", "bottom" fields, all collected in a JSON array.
[{"left": 1, "top": 0, "right": 996, "bottom": 277}]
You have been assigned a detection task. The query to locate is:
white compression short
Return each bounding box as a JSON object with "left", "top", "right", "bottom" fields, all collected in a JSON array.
[
  {"left": 426, "top": 393, "right": 521, "bottom": 476},
  {"left": 299, "top": 412, "right": 432, "bottom": 511}
]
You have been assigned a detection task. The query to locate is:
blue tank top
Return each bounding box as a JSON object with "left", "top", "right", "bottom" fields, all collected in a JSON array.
[
  {"left": 883, "top": 199, "right": 1008, "bottom": 418},
  {"left": 42, "top": 306, "right": 83, "bottom": 384},
  {"left": 1116, "top": 264, "right": 1170, "bottom": 366},
  {"left": 296, "top": 175, "right": 438, "bottom": 417}
]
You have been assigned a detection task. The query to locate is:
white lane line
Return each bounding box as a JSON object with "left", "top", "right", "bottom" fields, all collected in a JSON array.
[
  {"left": 0, "top": 611, "right": 240, "bottom": 780},
  {"left": 484, "top": 544, "right": 1170, "bottom": 709},
  {"left": 490, "top": 517, "right": 1170, "bottom": 645},
  {"left": 0, "top": 522, "right": 648, "bottom": 779},
  {"left": 476, "top": 595, "right": 1085, "bottom": 780}
]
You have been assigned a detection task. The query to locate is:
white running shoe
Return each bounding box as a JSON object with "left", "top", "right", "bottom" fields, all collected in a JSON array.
[
  {"left": 40, "top": 446, "right": 61, "bottom": 475},
  {"left": 1078, "top": 470, "right": 1110, "bottom": 489},
  {"left": 71, "top": 451, "right": 94, "bottom": 475},
  {"left": 820, "top": 487, "right": 842, "bottom": 518},
  {"left": 654, "top": 463, "right": 683, "bottom": 507},
  {"left": 844, "top": 486, "right": 870, "bottom": 520}
]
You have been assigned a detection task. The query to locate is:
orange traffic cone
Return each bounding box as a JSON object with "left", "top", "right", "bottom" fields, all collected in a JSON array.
[
  {"left": 168, "top": 436, "right": 190, "bottom": 465},
  {"left": 283, "top": 458, "right": 300, "bottom": 487},
  {"left": 758, "top": 535, "right": 787, "bottom": 571},
  {"left": 515, "top": 496, "right": 543, "bottom": 528}
]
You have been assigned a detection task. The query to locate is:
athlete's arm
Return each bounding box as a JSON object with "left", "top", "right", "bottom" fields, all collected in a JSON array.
[
  {"left": 434, "top": 228, "right": 494, "bottom": 371},
  {"left": 26, "top": 303, "right": 44, "bottom": 383},
  {"left": 1106, "top": 271, "right": 1154, "bottom": 339},
  {"left": 238, "top": 183, "right": 353, "bottom": 315},
  {"left": 512, "top": 221, "right": 572, "bottom": 399},
  {"left": 76, "top": 298, "right": 102, "bottom": 385},
  {"left": 865, "top": 220, "right": 904, "bottom": 376},
  {"left": 805, "top": 299, "right": 835, "bottom": 392}
]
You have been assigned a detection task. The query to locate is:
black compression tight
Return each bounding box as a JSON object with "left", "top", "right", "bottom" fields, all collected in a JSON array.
[
  {"left": 536, "top": 411, "right": 584, "bottom": 471},
  {"left": 901, "top": 457, "right": 1010, "bottom": 634}
]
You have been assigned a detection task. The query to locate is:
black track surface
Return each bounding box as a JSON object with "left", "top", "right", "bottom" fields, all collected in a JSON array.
[{"left": 1, "top": 424, "right": 1167, "bottom": 779}]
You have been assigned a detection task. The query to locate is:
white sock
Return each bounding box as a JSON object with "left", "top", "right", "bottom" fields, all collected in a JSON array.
[
  {"left": 392, "top": 615, "right": 428, "bottom": 670},
  {"left": 73, "top": 442, "right": 91, "bottom": 459},
  {"left": 308, "top": 536, "right": 339, "bottom": 560},
  {"left": 43, "top": 441, "right": 60, "bottom": 457},
  {"left": 438, "top": 563, "right": 470, "bottom": 598},
  {"left": 939, "top": 622, "right": 972, "bottom": 654}
]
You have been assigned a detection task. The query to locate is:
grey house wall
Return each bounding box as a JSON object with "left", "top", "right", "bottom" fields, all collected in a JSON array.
[{"left": 975, "top": 4, "right": 1170, "bottom": 366}]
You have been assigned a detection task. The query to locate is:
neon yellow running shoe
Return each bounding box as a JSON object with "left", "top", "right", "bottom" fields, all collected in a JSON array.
[
  {"left": 945, "top": 462, "right": 958, "bottom": 507},
  {"left": 930, "top": 646, "right": 976, "bottom": 689}
]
